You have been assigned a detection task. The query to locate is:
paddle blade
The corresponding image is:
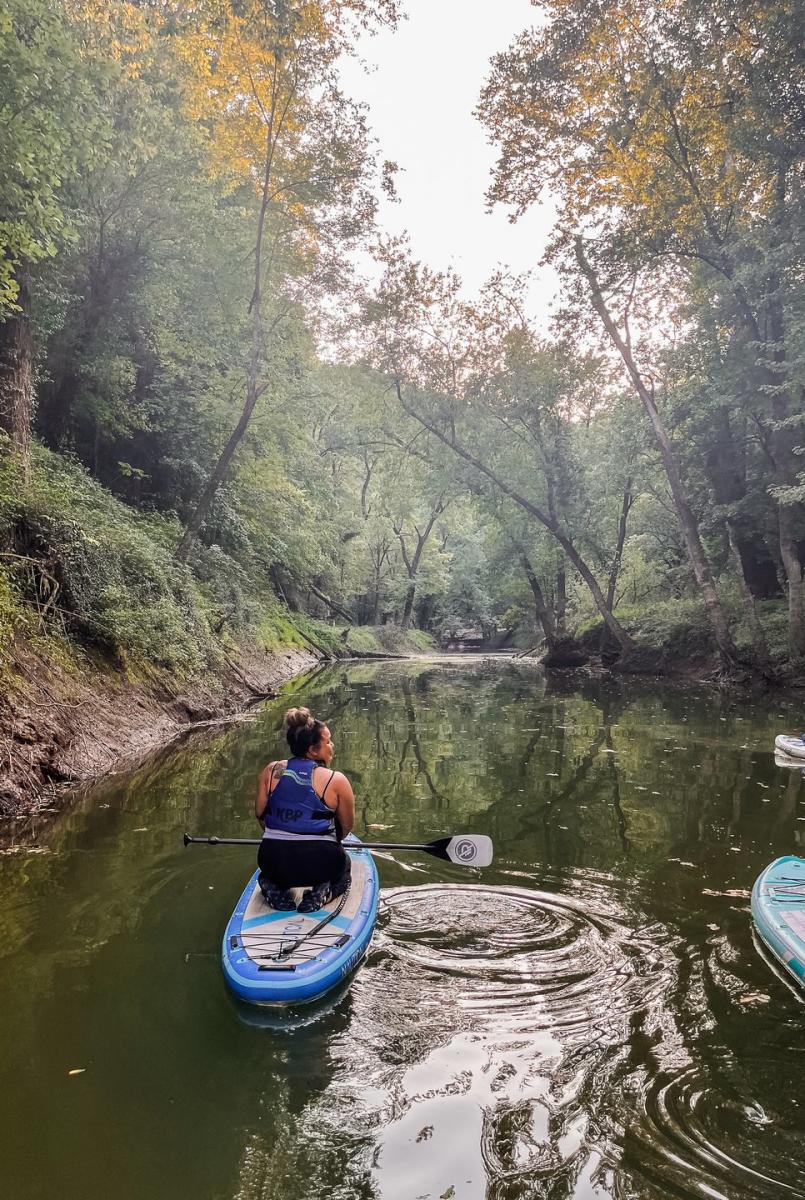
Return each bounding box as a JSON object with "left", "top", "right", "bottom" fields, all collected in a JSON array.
[{"left": 432, "top": 835, "right": 493, "bottom": 868}]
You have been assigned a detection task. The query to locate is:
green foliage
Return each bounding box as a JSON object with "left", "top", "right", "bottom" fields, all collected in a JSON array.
[
  {"left": 0, "top": 448, "right": 217, "bottom": 674},
  {"left": 343, "top": 624, "right": 434, "bottom": 654},
  {"left": 254, "top": 611, "right": 433, "bottom": 657},
  {"left": 479, "top": 0, "right": 804, "bottom": 663},
  {"left": 0, "top": 568, "right": 23, "bottom": 671},
  {"left": 256, "top": 607, "right": 333, "bottom": 655},
  {"left": 747, "top": 602, "right": 793, "bottom": 665},
  {"left": 621, "top": 599, "right": 715, "bottom": 663},
  {"left": 579, "top": 595, "right": 793, "bottom": 667},
  {"left": 338, "top": 624, "right": 381, "bottom": 653},
  {"left": 394, "top": 627, "right": 435, "bottom": 653},
  {"left": 1, "top": 0, "right": 801, "bottom": 685},
  {"left": 0, "top": 1, "right": 121, "bottom": 314},
  {"left": 0, "top": 0, "right": 102, "bottom": 313}
]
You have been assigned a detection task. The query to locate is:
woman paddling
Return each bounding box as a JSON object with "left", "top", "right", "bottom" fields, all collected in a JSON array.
[{"left": 255, "top": 707, "right": 355, "bottom": 913}]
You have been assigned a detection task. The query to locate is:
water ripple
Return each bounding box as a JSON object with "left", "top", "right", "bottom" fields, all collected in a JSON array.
[
  {"left": 230, "top": 880, "right": 805, "bottom": 1200},
  {"left": 626, "top": 1059, "right": 805, "bottom": 1198},
  {"left": 377, "top": 883, "right": 672, "bottom": 1039}
]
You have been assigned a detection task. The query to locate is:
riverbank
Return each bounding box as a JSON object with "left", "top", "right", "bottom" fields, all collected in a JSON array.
[
  {"left": 0, "top": 636, "right": 322, "bottom": 820},
  {"left": 0, "top": 620, "right": 435, "bottom": 820}
]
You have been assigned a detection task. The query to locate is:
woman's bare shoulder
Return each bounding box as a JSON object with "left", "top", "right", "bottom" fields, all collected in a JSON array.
[
  {"left": 260, "top": 759, "right": 287, "bottom": 780},
  {"left": 314, "top": 765, "right": 348, "bottom": 780},
  {"left": 313, "top": 765, "right": 349, "bottom": 790}
]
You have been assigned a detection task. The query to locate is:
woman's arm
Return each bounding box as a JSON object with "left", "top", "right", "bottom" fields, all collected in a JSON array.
[
  {"left": 256, "top": 760, "right": 288, "bottom": 825},
  {"left": 332, "top": 773, "right": 355, "bottom": 837}
]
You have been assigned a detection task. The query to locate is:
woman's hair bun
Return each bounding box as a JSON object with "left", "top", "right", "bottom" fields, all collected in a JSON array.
[
  {"left": 282, "top": 706, "right": 324, "bottom": 757},
  {"left": 283, "top": 706, "right": 315, "bottom": 732}
]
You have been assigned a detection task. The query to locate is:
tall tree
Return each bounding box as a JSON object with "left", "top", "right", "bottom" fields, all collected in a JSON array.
[
  {"left": 481, "top": 0, "right": 805, "bottom": 665},
  {"left": 392, "top": 492, "right": 447, "bottom": 630},
  {"left": 364, "top": 243, "right": 638, "bottom": 656},
  {"left": 173, "top": 0, "right": 398, "bottom": 560},
  {"left": 573, "top": 237, "right": 739, "bottom": 667},
  {"left": 34, "top": 2, "right": 218, "bottom": 483}
]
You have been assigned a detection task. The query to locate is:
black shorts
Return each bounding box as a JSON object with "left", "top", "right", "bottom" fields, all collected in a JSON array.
[{"left": 258, "top": 838, "right": 350, "bottom": 892}]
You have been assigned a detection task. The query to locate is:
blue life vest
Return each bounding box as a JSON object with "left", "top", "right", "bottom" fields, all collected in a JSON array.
[{"left": 263, "top": 757, "right": 336, "bottom": 839}]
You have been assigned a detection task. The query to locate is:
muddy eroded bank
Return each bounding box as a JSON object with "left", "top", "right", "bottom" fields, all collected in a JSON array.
[{"left": 0, "top": 641, "right": 320, "bottom": 822}]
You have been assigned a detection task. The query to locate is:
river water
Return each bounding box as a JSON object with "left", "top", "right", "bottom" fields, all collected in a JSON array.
[{"left": 2, "top": 657, "right": 805, "bottom": 1200}]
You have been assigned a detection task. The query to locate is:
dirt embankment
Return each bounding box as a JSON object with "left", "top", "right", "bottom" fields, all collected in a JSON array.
[{"left": 0, "top": 641, "right": 321, "bottom": 820}]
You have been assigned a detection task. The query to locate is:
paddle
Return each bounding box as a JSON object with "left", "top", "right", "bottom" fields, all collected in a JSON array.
[{"left": 183, "top": 832, "right": 493, "bottom": 868}]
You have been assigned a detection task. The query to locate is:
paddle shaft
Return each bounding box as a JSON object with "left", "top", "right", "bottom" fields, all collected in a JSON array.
[
  {"left": 183, "top": 832, "right": 493, "bottom": 866},
  {"left": 186, "top": 835, "right": 441, "bottom": 853}
]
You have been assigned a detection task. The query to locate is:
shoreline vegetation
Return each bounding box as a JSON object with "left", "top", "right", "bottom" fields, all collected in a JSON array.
[
  {"left": 1, "top": 2, "right": 803, "bottom": 819},
  {"left": 0, "top": 447, "right": 435, "bottom": 820},
  {"left": 0, "top": 629, "right": 434, "bottom": 826},
  {"left": 2, "top": 603, "right": 800, "bottom": 828}
]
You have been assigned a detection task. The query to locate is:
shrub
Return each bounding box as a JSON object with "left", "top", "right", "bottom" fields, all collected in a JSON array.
[
  {"left": 578, "top": 597, "right": 715, "bottom": 660},
  {"left": 0, "top": 447, "right": 216, "bottom": 674}
]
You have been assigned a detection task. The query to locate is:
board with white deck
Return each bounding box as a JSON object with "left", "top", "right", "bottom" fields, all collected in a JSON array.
[{"left": 222, "top": 839, "right": 378, "bottom": 1006}]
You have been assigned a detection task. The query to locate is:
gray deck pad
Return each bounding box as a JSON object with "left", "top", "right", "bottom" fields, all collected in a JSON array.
[{"left": 238, "top": 853, "right": 370, "bottom": 968}]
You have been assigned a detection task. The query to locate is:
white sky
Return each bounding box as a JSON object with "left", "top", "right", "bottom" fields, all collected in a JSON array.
[{"left": 338, "top": 0, "right": 559, "bottom": 329}]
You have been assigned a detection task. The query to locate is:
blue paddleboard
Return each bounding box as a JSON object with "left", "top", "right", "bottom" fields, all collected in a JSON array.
[
  {"left": 751, "top": 855, "right": 805, "bottom": 988},
  {"left": 222, "top": 837, "right": 379, "bottom": 1006}
]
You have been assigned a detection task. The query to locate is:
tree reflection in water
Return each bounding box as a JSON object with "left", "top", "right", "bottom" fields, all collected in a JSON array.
[{"left": 3, "top": 660, "right": 805, "bottom": 1200}]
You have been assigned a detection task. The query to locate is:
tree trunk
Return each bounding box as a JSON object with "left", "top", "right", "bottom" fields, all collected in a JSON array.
[
  {"left": 716, "top": 165, "right": 804, "bottom": 663},
  {"left": 175, "top": 380, "right": 261, "bottom": 561},
  {"left": 765, "top": 279, "right": 804, "bottom": 663},
  {"left": 575, "top": 239, "right": 739, "bottom": 668},
  {"left": 0, "top": 270, "right": 33, "bottom": 480},
  {"left": 397, "top": 498, "right": 444, "bottom": 631},
  {"left": 395, "top": 381, "right": 636, "bottom": 655},
  {"left": 732, "top": 521, "right": 780, "bottom": 602},
  {"left": 778, "top": 503, "right": 804, "bottom": 664},
  {"left": 270, "top": 564, "right": 290, "bottom": 606},
  {"left": 702, "top": 402, "right": 775, "bottom": 669},
  {"left": 555, "top": 562, "right": 567, "bottom": 634},
  {"left": 400, "top": 582, "right": 416, "bottom": 630},
  {"left": 38, "top": 360, "right": 79, "bottom": 452},
  {"left": 704, "top": 406, "right": 779, "bottom": 599},
  {"left": 175, "top": 121, "right": 275, "bottom": 563},
  {"left": 310, "top": 583, "right": 353, "bottom": 624},
  {"left": 727, "top": 525, "right": 771, "bottom": 670},
  {"left": 516, "top": 548, "right": 556, "bottom": 646},
  {"left": 600, "top": 484, "right": 632, "bottom": 653},
  {"left": 417, "top": 592, "right": 434, "bottom": 630}
]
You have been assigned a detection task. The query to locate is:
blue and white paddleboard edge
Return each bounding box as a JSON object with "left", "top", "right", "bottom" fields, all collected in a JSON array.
[{"left": 751, "top": 856, "right": 805, "bottom": 990}]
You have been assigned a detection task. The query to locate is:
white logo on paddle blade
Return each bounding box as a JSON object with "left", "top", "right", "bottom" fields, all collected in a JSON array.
[{"left": 454, "top": 838, "right": 477, "bottom": 862}]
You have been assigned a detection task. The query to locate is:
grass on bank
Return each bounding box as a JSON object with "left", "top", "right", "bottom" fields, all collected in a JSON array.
[
  {"left": 0, "top": 446, "right": 217, "bottom": 676},
  {"left": 257, "top": 608, "right": 433, "bottom": 657},
  {"left": 0, "top": 446, "right": 433, "bottom": 684}
]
